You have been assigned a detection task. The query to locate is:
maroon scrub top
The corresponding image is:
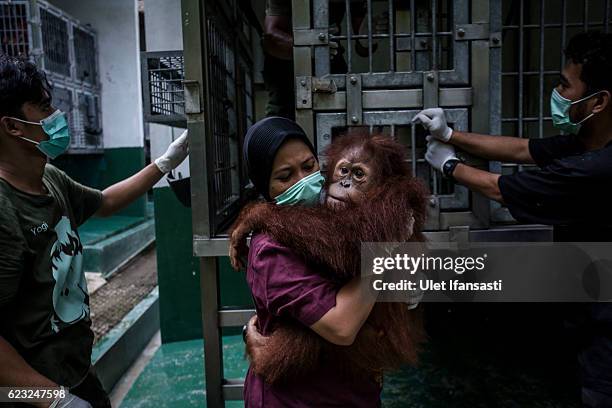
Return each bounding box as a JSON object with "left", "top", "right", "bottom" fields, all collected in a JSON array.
[{"left": 243, "top": 233, "right": 382, "bottom": 408}]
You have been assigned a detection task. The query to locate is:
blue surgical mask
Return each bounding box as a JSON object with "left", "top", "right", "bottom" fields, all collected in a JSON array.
[
  {"left": 8, "top": 109, "right": 71, "bottom": 159},
  {"left": 274, "top": 170, "right": 324, "bottom": 207},
  {"left": 550, "top": 89, "right": 600, "bottom": 134}
]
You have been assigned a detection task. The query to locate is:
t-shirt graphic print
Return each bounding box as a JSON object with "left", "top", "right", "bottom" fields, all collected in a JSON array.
[{"left": 50, "top": 216, "right": 90, "bottom": 333}]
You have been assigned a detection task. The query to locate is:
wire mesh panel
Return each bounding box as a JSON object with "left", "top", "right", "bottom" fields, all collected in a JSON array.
[
  {"left": 0, "top": 1, "right": 30, "bottom": 57},
  {"left": 73, "top": 26, "right": 97, "bottom": 85},
  {"left": 313, "top": 0, "right": 469, "bottom": 86},
  {"left": 207, "top": 16, "right": 240, "bottom": 225},
  {"left": 75, "top": 91, "right": 102, "bottom": 148},
  {"left": 40, "top": 6, "right": 70, "bottom": 77},
  {"left": 182, "top": 0, "right": 256, "bottom": 238},
  {"left": 141, "top": 51, "right": 186, "bottom": 126},
  {"left": 490, "top": 0, "right": 611, "bottom": 221},
  {"left": 237, "top": 56, "right": 255, "bottom": 191}
]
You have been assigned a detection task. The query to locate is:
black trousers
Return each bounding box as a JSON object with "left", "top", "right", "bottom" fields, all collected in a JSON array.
[
  {"left": 71, "top": 367, "right": 111, "bottom": 408},
  {"left": 575, "top": 304, "right": 612, "bottom": 407}
]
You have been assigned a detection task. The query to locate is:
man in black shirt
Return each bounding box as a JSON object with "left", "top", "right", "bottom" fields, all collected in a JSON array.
[{"left": 414, "top": 31, "right": 612, "bottom": 407}]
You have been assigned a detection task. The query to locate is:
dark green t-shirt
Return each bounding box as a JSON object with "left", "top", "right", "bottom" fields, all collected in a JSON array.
[{"left": 0, "top": 164, "right": 102, "bottom": 387}]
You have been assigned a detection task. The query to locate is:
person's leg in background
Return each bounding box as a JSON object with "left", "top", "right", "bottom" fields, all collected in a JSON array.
[
  {"left": 263, "top": 54, "right": 295, "bottom": 120},
  {"left": 579, "top": 304, "right": 612, "bottom": 407}
]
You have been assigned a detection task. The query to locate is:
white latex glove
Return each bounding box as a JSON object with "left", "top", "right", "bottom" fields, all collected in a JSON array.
[
  {"left": 49, "top": 392, "right": 93, "bottom": 408},
  {"left": 154, "top": 129, "right": 189, "bottom": 174},
  {"left": 412, "top": 108, "right": 453, "bottom": 142},
  {"left": 425, "top": 135, "right": 459, "bottom": 172}
]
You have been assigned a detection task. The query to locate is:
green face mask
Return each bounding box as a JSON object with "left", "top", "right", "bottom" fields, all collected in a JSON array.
[
  {"left": 8, "top": 109, "right": 71, "bottom": 159},
  {"left": 550, "top": 89, "right": 600, "bottom": 134},
  {"left": 274, "top": 170, "right": 324, "bottom": 207}
]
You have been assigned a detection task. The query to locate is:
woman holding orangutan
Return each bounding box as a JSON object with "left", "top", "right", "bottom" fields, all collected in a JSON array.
[
  {"left": 233, "top": 116, "right": 425, "bottom": 407},
  {"left": 236, "top": 116, "right": 383, "bottom": 407}
]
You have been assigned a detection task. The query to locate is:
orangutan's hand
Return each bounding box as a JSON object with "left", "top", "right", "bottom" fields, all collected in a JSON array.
[
  {"left": 229, "top": 203, "right": 273, "bottom": 270},
  {"left": 229, "top": 225, "right": 250, "bottom": 271},
  {"left": 406, "top": 211, "right": 415, "bottom": 239},
  {"left": 245, "top": 315, "right": 269, "bottom": 370}
]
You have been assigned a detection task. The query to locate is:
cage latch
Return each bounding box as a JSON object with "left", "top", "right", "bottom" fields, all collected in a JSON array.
[{"left": 312, "top": 78, "right": 337, "bottom": 94}]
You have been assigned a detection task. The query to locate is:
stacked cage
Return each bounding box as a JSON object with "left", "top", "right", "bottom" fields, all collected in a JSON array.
[{"left": 0, "top": 0, "right": 102, "bottom": 152}]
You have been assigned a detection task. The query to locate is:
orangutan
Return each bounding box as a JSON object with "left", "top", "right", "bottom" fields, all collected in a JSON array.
[{"left": 230, "top": 130, "right": 428, "bottom": 384}]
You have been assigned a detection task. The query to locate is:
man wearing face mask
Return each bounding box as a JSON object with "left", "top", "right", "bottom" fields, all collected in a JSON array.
[
  {"left": 413, "top": 31, "right": 612, "bottom": 407},
  {"left": 0, "top": 57, "right": 189, "bottom": 407}
]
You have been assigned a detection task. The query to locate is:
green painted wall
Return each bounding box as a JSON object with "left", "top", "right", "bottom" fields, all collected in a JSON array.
[
  {"left": 53, "top": 147, "right": 147, "bottom": 217},
  {"left": 153, "top": 187, "right": 252, "bottom": 344}
]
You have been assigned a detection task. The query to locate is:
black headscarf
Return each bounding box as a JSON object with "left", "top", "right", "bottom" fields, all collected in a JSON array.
[{"left": 243, "top": 117, "right": 316, "bottom": 200}]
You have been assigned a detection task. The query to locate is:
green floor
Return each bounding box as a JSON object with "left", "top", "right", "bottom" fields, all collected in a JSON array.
[
  {"left": 119, "top": 334, "right": 580, "bottom": 408},
  {"left": 119, "top": 336, "right": 246, "bottom": 408}
]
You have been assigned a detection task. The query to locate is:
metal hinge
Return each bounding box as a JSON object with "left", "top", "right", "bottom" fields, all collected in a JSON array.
[
  {"left": 296, "top": 76, "right": 311, "bottom": 109},
  {"left": 346, "top": 74, "right": 362, "bottom": 125},
  {"left": 455, "top": 23, "right": 501, "bottom": 47}
]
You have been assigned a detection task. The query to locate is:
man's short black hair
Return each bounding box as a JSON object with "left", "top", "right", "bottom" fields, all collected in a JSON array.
[
  {"left": 0, "top": 55, "right": 52, "bottom": 119},
  {"left": 564, "top": 30, "right": 612, "bottom": 95}
]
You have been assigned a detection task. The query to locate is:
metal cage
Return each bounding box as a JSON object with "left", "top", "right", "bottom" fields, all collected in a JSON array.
[
  {"left": 180, "top": 0, "right": 258, "bottom": 406},
  {"left": 73, "top": 25, "right": 97, "bottom": 86},
  {"left": 39, "top": 6, "right": 70, "bottom": 77},
  {"left": 141, "top": 50, "right": 186, "bottom": 127},
  {"left": 0, "top": 1, "right": 31, "bottom": 57}
]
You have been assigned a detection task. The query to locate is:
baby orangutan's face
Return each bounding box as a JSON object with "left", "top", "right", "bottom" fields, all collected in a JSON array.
[{"left": 326, "top": 146, "right": 377, "bottom": 208}]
